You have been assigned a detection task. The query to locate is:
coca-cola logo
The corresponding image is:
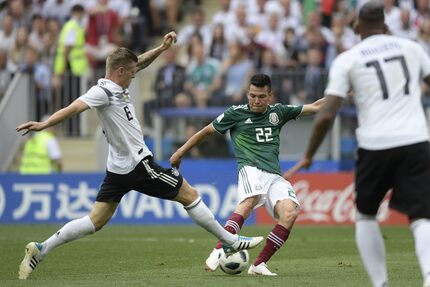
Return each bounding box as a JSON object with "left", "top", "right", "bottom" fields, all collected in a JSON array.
[{"left": 293, "top": 180, "right": 391, "bottom": 224}]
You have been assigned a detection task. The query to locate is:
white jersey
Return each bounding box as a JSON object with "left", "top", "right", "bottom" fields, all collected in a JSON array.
[
  {"left": 79, "top": 79, "right": 152, "bottom": 174},
  {"left": 325, "top": 34, "right": 430, "bottom": 150}
]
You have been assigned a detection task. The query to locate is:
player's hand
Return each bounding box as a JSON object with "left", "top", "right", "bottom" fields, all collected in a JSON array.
[
  {"left": 160, "top": 31, "right": 177, "bottom": 51},
  {"left": 16, "top": 121, "right": 46, "bottom": 136},
  {"left": 283, "top": 157, "right": 313, "bottom": 180},
  {"left": 169, "top": 151, "right": 182, "bottom": 169}
]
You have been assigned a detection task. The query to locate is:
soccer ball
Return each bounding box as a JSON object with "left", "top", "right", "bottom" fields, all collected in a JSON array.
[{"left": 219, "top": 250, "right": 250, "bottom": 275}]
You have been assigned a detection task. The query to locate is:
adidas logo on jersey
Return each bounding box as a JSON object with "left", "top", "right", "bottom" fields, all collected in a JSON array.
[{"left": 244, "top": 118, "right": 253, "bottom": 124}]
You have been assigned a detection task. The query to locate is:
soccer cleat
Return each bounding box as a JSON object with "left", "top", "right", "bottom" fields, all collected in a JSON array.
[
  {"left": 205, "top": 248, "right": 224, "bottom": 272},
  {"left": 222, "top": 235, "right": 264, "bottom": 255},
  {"left": 18, "top": 242, "right": 43, "bottom": 279},
  {"left": 248, "top": 262, "right": 277, "bottom": 276}
]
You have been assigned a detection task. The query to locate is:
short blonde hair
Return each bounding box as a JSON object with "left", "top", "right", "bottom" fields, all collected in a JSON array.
[{"left": 106, "top": 47, "right": 138, "bottom": 75}]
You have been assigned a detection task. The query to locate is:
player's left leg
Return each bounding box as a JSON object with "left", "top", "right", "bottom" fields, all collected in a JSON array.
[
  {"left": 410, "top": 218, "right": 430, "bottom": 287},
  {"left": 206, "top": 196, "right": 260, "bottom": 272},
  {"left": 249, "top": 177, "right": 300, "bottom": 276}
]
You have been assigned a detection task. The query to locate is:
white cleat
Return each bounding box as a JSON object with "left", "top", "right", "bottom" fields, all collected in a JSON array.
[
  {"left": 205, "top": 248, "right": 224, "bottom": 272},
  {"left": 222, "top": 235, "right": 264, "bottom": 255},
  {"left": 248, "top": 263, "right": 277, "bottom": 276},
  {"left": 18, "top": 242, "right": 43, "bottom": 279}
]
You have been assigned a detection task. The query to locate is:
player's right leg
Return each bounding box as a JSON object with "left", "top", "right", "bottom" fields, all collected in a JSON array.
[
  {"left": 18, "top": 201, "right": 118, "bottom": 279},
  {"left": 174, "top": 179, "right": 263, "bottom": 254}
]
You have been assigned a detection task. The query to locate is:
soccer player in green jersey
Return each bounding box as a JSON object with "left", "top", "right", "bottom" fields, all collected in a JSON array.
[{"left": 170, "top": 73, "right": 325, "bottom": 275}]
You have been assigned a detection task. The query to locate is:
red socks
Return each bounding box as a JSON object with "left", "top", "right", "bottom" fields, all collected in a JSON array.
[
  {"left": 215, "top": 213, "right": 244, "bottom": 249},
  {"left": 254, "top": 224, "right": 290, "bottom": 266}
]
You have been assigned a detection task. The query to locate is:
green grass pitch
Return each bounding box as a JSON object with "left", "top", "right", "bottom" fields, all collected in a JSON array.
[{"left": 0, "top": 225, "right": 422, "bottom": 286}]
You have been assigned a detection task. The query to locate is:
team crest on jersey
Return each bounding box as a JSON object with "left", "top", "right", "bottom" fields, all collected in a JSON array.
[
  {"left": 269, "top": 113, "right": 279, "bottom": 125},
  {"left": 171, "top": 168, "right": 179, "bottom": 176}
]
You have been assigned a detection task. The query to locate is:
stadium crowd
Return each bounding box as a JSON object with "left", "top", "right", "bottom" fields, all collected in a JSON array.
[{"left": 0, "top": 0, "right": 430, "bottom": 123}]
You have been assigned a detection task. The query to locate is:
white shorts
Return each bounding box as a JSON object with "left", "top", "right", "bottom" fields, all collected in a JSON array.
[{"left": 237, "top": 166, "right": 300, "bottom": 219}]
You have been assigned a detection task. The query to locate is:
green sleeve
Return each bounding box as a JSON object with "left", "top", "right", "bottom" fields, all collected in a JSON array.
[
  {"left": 212, "top": 107, "right": 236, "bottom": 134},
  {"left": 278, "top": 104, "right": 303, "bottom": 123}
]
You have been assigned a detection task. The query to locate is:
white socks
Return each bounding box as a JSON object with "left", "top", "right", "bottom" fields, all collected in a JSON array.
[
  {"left": 39, "top": 215, "right": 96, "bottom": 259},
  {"left": 355, "top": 212, "right": 388, "bottom": 287},
  {"left": 411, "top": 219, "right": 430, "bottom": 281},
  {"left": 184, "top": 197, "right": 237, "bottom": 244}
]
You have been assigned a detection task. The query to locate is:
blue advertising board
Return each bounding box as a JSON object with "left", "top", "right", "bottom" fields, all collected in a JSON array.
[{"left": 0, "top": 160, "right": 338, "bottom": 224}]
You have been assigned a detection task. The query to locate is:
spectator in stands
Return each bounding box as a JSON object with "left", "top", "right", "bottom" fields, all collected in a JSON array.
[
  {"left": 255, "top": 11, "right": 284, "bottom": 58},
  {"left": 9, "top": 26, "right": 30, "bottom": 73},
  {"left": 335, "top": 0, "right": 358, "bottom": 27},
  {"left": 0, "top": 14, "right": 16, "bottom": 52},
  {"left": 0, "top": 49, "right": 13, "bottom": 100},
  {"left": 153, "top": 47, "right": 187, "bottom": 108},
  {"left": 8, "top": 0, "right": 32, "bottom": 29},
  {"left": 108, "top": 0, "right": 133, "bottom": 48},
  {"left": 41, "top": 0, "right": 73, "bottom": 24},
  {"left": 417, "top": 16, "right": 430, "bottom": 55},
  {"left": 303, "top": 47, "right": 325, "bottom": 103},
  {"left": 280, "top": 27, "right": 298, "bottom": 68},
  {"left": 265, "top": 0, "right": 302, "bottom": 33},
  {"left": 225, "top": 4, "right": 249, "bottom": 45},
  {"left": 184, "top": 43, "right": 219, "bottom": 108},
  {"left": 149, "top": 0, "right": 180, "bottom": 34},
  {"left": 28, "top": 14, "right": 45, "bottom": 53},
  {"left": 392, "top": 8, "right": 419, "bottom": 40},
  {"left": 53, "top": 4, "right": 88, "bottom": 135},
  {"left": 19, "top": 114, "right": 62, "bottom": 174},
  {"left": 325, "top": 14, "right": 357, "bottom": 67},
  {"left": 258, "top": 48, "right": 282, "bottom": 103},
  {"left": 413, "top": 0, "right": 430, "bottom": 28},
  {"left": 20, "top": 46, "right": 51, "bottom": 120},
  {"left": 247, "top": 0, "right": 268, "bottom": 31},
  {"left": 177, "top": 7, "right": 211, "bottom": 52},
  {"left": 244, "top": 25, "right": 267, "bottom": 69},
  {"left": 212, "top": 0, "right": 235, "bottom": 29},
  {"left": 86, "top": 0, "right": 121, "bottom": 74},
  {"left": 212, "top": 41, "right": 254, "bottom": 106},
  {"left": 209, "top": 23, "right": 228, "bottom": 61},
  {"left": 383, "top": 0, "right": 402, "bottom": 33}
]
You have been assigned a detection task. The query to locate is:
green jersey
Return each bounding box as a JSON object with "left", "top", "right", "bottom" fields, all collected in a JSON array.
[{"left": 212, "top": 103, "right": 303, "bottom": 175}]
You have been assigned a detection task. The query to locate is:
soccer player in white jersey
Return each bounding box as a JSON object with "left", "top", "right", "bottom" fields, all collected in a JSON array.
[
  {"left": 287, "top": 2, "right": 430, "bottom": 287},
  {"left": 15, "top": 32, "right": 263, "bottom": 280},
  {"left": 170, "top": 73, "right": 325, "bottom": 275}
]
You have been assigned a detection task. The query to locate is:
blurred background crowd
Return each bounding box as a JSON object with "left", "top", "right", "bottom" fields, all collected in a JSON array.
[{"left": 1, "top": 0, "right": 430, "bottom": 168}]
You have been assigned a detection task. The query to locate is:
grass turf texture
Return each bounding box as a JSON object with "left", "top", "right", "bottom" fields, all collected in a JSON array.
[{"left": 0, "top": 225, "right": 421, "bottom": 287}]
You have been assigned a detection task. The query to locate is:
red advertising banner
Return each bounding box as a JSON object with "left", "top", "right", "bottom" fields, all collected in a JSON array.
[{"left": 256, "top": 173, "right": 408, "bottom": 225}]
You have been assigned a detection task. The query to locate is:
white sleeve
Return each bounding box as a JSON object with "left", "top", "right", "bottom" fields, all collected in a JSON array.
[
  {"left": 46, "top": 138, "right": 62, "bottom": 160},
  {"left": 79, "top": 86, "right": 109, "bottom": 108},
  {"left": 417, "top": 43, "right": 430, "bottom": 78},
  {"left": 324, "top": 53, "right": 351, "bottom": 98}
]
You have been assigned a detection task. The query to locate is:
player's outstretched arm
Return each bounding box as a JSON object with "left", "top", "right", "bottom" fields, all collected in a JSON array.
[
  {"left": 16, "top": 99, "right": 89, "bottom": 135},
  {"left": 136, "top": 31, "right": 177, "bottom": 72},
  {"left": 299, "top": 97, "right": 326, "bottom": 117},
  {"left": 284, "top": 95, "right": 343, "bottom": 179},
  {"left": 170, "top": 123, "right": 217, "bottom": 168},
  {"left": 283, "top": 157, "right": 312, "bottom": 180}
]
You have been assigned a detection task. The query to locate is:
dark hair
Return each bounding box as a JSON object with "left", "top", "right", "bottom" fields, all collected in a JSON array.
[
  {"left": 359, "top": 1, "right": 384, "bottom": 23},
  {"left": 71, "top": 4, "right": 84, "bottom": 13},
  {"left": 250, "top": 73, "right": 271, "bottom": 90}
]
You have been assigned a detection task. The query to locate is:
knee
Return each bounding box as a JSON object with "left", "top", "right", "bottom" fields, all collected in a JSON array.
[
  {"left": 279, "top": 204, "right": 300, "bottom": 223},
  {"left": 175, "top": 181, "right": 199, "bottom": 206}
]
